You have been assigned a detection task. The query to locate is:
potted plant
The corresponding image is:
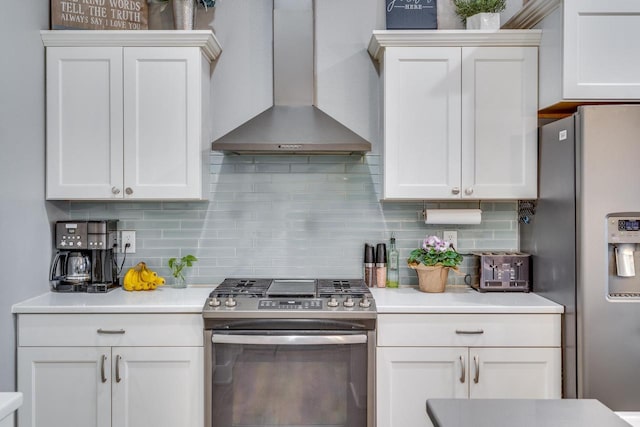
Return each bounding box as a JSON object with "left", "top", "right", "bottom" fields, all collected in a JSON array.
[
  {"left": 168, "top": 254, "right": 198, "bottom": 288},
  {"left": 407, "top": 235, "right": 463, "bottom": 292},
  {"left": 451, "top": 0, "right": 506, "bottom": 29}
]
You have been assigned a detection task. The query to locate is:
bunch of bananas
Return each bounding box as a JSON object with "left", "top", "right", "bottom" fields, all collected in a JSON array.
[{"left": 123, "top": 262, "right": 165, "bottom": 291}]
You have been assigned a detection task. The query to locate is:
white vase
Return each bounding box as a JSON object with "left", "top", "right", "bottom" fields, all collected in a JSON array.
[
  {"left": 466, "top": 12, "right": 500, "bottom": 30},
  {"left": 173, "top": 0, "right": 196, "bottom": 30}
]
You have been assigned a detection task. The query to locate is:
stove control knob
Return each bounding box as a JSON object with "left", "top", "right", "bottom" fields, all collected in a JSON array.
[
  {"left": 327, "top": 297, "right": 339, "bottom": 308},
  {"left": 343, "top": 296, "right": 355, "bottom": 308},
  {"left": 225, "top": 296, "right": 237, "bottom": 308},
  {"left": 208, "top": 297, "right": 221, "bottom": 307},
  {"left": 359, "top": 296, "right": 372, "bottom": 308}
]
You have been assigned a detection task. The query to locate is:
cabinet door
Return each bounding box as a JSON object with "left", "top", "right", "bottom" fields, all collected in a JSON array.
[
  {"left": 377, "top": 347, "right": 467, "bottom": 427},
  {"left": 111, "top": 346, "right": 203, "bottom": 427},
  {"left": 564, "top": 0, "right": 640, "bottom": 100},
  {"left": 46, "top": 47, "right": 124, "bottom": 200},
  {"left": 17, "top": 347, "right": 111, "bottom": 427},
  {"left": 383, "top": 47, "right": 462, "bottom": 200},
  {"left": 123, "top": 47, "right": 204, "bottom": 200},
  {"left": 461, "top": 47, "right": 537, "bottom": 199},
  {"left": 468, "top": 347, "right": 561, "bottom": 399}
]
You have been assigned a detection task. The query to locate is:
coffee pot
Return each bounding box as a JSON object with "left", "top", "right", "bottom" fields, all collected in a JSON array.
[
  {"left": 50, "top": 251, "right": 91, "bottom": 287},
  {"left": 50, "top": 220, "right": 119, "bottom": 292}
]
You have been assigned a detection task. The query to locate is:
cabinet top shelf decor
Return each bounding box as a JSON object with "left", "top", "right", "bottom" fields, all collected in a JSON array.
[
  {"left": 368, "top": 30, "right": 541, "bottom": 62},
  {"left": 40, "top": 30, "right": 222, "bottom": 61}
]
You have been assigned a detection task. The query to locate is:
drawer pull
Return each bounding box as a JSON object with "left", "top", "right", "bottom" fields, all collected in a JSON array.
[
  {"left": 115, "top": 355, "right": 122, "bottom": 383},
  {"left": 100, "top": 354, "right": 107, "bottom": 383},
  {"left": 473, "top": 355, "right": 480, "bottom": 384},
  {"left": 455, "top": 329, "right": 484, "bottom": 335},
  {"left": 459, "top": 355, "right": 465, "bottom": 383},
  {"left": 97, "top": 328, "right": 126, "bottom": 335}
]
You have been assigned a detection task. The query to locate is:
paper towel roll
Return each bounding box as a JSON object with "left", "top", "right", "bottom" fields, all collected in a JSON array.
[{"left": 424, "top": 209, "right": 482, "bottom": 225}]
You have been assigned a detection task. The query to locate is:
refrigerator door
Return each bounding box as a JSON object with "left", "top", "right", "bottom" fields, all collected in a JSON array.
[
  {"left": 578, "top": 105, "right": 640, "bottom": 410},
  {"left": 520, "top": 114, "right": 577, "bottom": 399}
]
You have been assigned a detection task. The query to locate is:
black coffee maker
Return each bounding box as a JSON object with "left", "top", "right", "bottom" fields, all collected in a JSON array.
[{"left": 49, "top": 220, "right": 119, "bottom": 292}]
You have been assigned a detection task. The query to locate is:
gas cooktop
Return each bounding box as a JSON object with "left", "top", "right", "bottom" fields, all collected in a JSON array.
[{"left": 203, "top": 278, "right": 376, "bottom": 319}]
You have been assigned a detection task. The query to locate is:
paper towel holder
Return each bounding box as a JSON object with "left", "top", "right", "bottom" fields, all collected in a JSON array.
[{"left": 420, "top": 201, "right": 483, "bottom": 225}]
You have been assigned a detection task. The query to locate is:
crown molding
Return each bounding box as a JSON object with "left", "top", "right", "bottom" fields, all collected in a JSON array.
[
  {"left": 368, "top": 30, "right": 542, "bottom": 62},
  {"left": 41, "top": 30, "right": 222, "bottom": 61}
]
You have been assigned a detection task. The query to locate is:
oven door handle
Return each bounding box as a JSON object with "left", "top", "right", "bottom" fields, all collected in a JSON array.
[{"left": 211, "top": 334, "right": 367, "bottom": 346}]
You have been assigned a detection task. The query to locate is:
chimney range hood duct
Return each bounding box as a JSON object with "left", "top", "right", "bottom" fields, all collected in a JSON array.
[{"left": 211, "top": 0, "right": 371, "bottom": 155}]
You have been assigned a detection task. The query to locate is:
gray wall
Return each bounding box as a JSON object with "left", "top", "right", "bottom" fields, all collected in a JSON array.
[
  {"left": 70, "top": 0, "right": 513, "bottom": 286},
  {"left": 0, "top": 4, "right": 64, "bottom": 391},
  {"left": 0, "top": 0, "right": 517, "bottom": 392}
]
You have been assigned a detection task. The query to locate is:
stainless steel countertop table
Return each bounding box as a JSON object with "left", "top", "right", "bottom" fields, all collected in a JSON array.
[{"left": 426, "top": 399, "right": 631, "bottom": 427}]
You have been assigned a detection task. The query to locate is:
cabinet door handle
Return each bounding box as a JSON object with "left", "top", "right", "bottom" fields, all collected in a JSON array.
[
  {"left": 451, "top": 187, "right": 461, "bottom": 195},
  {"left": 455, "top": 329, "right": 484, "bottom": 335},
  {"left": 473, "top": 355, "right": 480, "bottom": 384},
  {"left": 459, "top": 355, "right": 465, "bottom": 383},
  {"left": 100, "top": 354, "right": 107, "bottom": 383},
  {"left": 97, "top": 328, "right": 126, "bottom": 335},
  {"left": 111, "top": 187, "right": 121, "bottom": 195},
  {"left": 125, "top": 187, "right": 133, "bottom": 195},
  {"left": 465, "top": 187, "right": 474, "bottom": 196},
  {"left": 115, "top": 355, "right": 122, "bottom": 383}
]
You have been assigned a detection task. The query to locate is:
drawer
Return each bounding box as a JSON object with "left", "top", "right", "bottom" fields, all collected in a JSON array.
[
  {"left": 377, "top": 313, "right": 561, "bottom": 347},
  {"left": 17, "top": 313, "right": 203, "bottom": 347}
]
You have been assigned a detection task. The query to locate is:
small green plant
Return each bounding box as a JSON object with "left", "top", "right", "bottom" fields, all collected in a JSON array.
[
  {"left": 168, "top": 254, "right": 198, "bottom": 281},
  {"left": 452, "top": 0, "right": 506, "bottom": 24}
]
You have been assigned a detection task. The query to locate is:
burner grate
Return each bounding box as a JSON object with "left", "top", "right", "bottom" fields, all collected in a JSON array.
[
  {"left": 210, "top": 278, "right": 272, "bottom": 298},
  {"left": 317, "top": 279, "right": 369, "bottom": 297}
]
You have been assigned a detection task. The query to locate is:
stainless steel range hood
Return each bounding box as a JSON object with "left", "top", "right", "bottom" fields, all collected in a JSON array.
[{"left": 211, "top": 0, "right": 371, "bottom": 155}]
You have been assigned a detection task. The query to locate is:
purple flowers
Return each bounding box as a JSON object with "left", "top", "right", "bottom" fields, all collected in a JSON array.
[{"left": 423, "top": 235, "right": 450, "bottom": 252}]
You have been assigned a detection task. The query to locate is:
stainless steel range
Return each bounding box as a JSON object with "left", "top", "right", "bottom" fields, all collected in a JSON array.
[{"left": 203, "top": 278, "right": 376, "bottom": 427}]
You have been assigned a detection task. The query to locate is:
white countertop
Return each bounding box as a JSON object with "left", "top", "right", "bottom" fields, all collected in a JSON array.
[
  {"left": 370, "top": 286, "right": 564, "bottom": 314},
  {"left": 11, "top": 286, "right": 215, "bottom": 314},
  {"left": 0, "top": 392, "right": 22, "bottom": 420},
  {"left": 12, "top": 285, "right": 563, "bottom": 315}
]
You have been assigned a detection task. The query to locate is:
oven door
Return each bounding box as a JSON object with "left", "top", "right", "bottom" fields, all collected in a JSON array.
[{"left": 206, "top": 330, "right": 372, "bottom": 427}]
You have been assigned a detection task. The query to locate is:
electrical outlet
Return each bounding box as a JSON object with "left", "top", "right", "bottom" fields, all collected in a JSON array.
[
  {"left": 120, "top": 230, "right": 136, "bottom": 254},
  {"left": 443, "top": 230, "right": 458, "bottom": 250}
]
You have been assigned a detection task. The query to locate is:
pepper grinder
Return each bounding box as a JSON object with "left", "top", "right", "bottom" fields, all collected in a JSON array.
[
  {"left": 364, "top": 244, "right": 376, "bottom": 287},
  {"left": 375, "top": 243, "right": 387, "bottom": 288}
]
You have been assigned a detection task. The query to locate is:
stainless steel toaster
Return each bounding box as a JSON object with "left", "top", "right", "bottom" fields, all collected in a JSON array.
[{"left": 472, "top": 252, "right": 531, "bottom": 292}]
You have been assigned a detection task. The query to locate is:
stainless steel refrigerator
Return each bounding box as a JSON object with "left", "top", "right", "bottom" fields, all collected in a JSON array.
[{"left": 520, "top": 104, "right": 640, "bottom": 411}]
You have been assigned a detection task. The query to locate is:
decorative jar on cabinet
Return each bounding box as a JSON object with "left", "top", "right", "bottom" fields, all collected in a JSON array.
[{"left": 42, "top": 30, "right": 222, "bottom": 200}]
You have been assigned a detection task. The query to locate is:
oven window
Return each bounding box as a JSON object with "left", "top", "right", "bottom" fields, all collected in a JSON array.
[{"left": 211, "top": 340, "right": 367, "bottom": 427}]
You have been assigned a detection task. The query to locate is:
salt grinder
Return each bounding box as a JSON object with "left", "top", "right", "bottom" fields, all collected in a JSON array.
[{"left": 375, "top": 243, "right": 387, "bottom": 288}]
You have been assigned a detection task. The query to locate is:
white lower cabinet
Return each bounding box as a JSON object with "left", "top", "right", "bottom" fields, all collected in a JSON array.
[
  {"left": 16, "top": 314, "right": 203, "bottom": 427},
  {"left": 376, "top": 314, "right": 562, "bottom": 427}
]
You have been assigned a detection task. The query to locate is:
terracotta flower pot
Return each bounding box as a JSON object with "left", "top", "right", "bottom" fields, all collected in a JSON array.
[{"left": 409, "top": 263, "right": 449, "bottom": 293}]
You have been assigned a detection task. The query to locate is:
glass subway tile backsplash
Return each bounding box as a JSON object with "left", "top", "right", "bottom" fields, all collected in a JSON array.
[{"left": 68, "top": 154, "right": 518, "bottom": 286}]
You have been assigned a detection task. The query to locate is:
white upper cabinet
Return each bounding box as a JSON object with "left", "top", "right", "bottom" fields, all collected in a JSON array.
[
  {"left": 369, "top": 31, "right": 540, "bottom": 201},
  {"left": 42, "top": 31, "right": 221, "bottom": 200},
  {"left": 461, "top": 46, "right": 538, "bottom": 199},
  {"left": 382, "top": 47, "right": 462, "bottom": 199},
  {"left": 537, "top": 0, "right": 640, "bottom": 111}
]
